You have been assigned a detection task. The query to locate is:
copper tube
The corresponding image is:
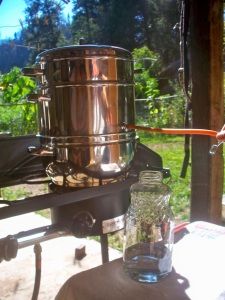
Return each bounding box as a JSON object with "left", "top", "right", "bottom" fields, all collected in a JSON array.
[{"left": 126, "top": 124, "right": 218, "bottom": 138}]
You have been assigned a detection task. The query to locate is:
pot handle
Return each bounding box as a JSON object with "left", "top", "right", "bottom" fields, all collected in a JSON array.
[
  {"left": 23, "top": 67, "right": 51, "bottom": 102},
  {"left": 28, "top": 146, "right": 54, "bottom": 157},
  {"left": 22, "top": 67, "right": 43, "bottom": 77},
  {"left": 27, "top": 94, "right": 51, "bottom": 103}
]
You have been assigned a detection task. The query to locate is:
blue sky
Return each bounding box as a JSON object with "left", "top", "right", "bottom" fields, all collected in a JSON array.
[{"left": 0, "top": 0, "right": 73, "bottom": 39}]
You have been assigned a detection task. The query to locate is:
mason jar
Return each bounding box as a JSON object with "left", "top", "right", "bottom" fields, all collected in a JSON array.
[{"left": 123, "top": 170, "right": 174, "bottom": 283}]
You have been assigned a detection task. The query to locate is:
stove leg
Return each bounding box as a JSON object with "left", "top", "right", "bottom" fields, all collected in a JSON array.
[{"left": 100, "top": 234, "right": 109, "bottom": 264}]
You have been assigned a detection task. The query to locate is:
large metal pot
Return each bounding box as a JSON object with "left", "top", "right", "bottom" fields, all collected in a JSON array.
[{"left": 24, "top": 45, "right": 137, "bottom": 187}]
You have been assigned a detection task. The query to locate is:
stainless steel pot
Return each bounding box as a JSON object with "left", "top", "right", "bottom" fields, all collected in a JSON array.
[{"left": 24, "top": 45, "right": 137, "bottom": 187}]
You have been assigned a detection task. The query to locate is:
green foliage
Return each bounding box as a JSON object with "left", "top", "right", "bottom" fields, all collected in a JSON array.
[
  {"left": 133, "top": 47, "right": 185, "bottom": 128},
  {"left": 132, "top": 47, "right": 161, "bottom": 75},
  {"left": 0, "top": 67, "right": 36, "bottom": 103},
  {"left": 132, "top": 47, "right": 158, "bottom": 98},
  {"left": 139, "top": 0, "right": 180, "bottom": 65},
  {"left": 0, "top": 67, "right": 37, "bottom": 135},
  {"left": 147, "top": 93, "right": 185, "bottom": 128},
  {"left": 132, "top": 46, "right": 160, "bottom": 122}
]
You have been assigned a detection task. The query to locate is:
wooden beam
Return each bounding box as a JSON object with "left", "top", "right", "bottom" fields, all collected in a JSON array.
[{"left": 190, "top": 0, "right": 224, "bottom": 223}]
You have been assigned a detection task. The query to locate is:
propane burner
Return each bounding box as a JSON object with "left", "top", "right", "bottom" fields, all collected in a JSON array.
[
  {"left": 50, "top": 181, "right": 131, "bottom": 237},
  {"left": 48, "top": 143, "right": 168, "bottom": 238},
  {"left": 48, "top": 171, "right": 127, "bottom": 188},
  {"left": 0, "top": 45, "right": 169, "bottom": 267},
  {"left": 0, "top": 138, "right": 168, "bottom": 265}
]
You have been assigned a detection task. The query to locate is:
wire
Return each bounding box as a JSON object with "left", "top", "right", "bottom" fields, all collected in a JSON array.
[
  {"left": 135, "top": 95, "right": 181, "bottom": 101},
  {"left": 31, "top": 243, "right": 42, "bottom": 300},
  {"left": 0, "top": 42, "right": 41, "bottom": 51},
  {"left": 0, "top": 25, "right": 20, "bottom": 28},
  {"left": 3, "top": 155, "right": 38, "bottom": 177}
]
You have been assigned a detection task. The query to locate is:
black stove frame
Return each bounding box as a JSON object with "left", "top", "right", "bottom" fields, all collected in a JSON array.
[{"left": 0, "top": 135, "right": 169, "bottom": 263}]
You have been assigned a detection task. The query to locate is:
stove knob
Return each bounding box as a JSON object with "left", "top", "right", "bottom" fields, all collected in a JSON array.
[{"left": 71, "top": 211, "right": 96, "bottom": 238}]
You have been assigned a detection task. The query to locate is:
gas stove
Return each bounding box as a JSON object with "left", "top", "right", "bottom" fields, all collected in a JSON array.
[{"left": 0, "top": 45, "right": 170, "bottom": 265}]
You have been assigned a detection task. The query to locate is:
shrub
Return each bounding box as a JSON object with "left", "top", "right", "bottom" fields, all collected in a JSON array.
[
  {"left": 132, "top": 47, "right": 185, "bottom": 129},
  {"left": 0, "top": 67, "right": 37, "bottom": 135}
]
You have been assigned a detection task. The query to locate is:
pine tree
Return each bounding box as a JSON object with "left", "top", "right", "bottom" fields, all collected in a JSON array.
[
  {"left": 71, "top": 0, "right": 179, "bottom": 66},
  {"left": 71, "top": 0, "right": 101, "bottom": 44},
  {"left": 23, "top": 0, "right": 64, "bottom": 63}
]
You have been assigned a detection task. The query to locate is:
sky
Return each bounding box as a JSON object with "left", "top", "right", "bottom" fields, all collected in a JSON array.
[{"left": 0, "top": 0, "right": 73, "bottom": 39}]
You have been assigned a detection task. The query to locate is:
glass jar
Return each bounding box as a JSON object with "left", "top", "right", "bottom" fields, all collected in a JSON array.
[{"left": 123, "top": 170, "right": 174, "bottom": 283}]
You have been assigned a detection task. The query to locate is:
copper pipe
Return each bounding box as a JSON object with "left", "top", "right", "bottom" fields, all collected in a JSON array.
[{"left": 126, "top": 124, "right": 218, "bottom": 138}]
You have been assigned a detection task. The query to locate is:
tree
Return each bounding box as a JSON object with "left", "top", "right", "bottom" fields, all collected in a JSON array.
[
  {"left": 71, "top": 0, "right": 141, "bottom": 49},
  {"left": 137, "top": 0, "right": 180, "bottom": 66},
  {"left": 98, "top": 0, "right": 140, "bottom": 49},
  {"left": 23, "top": 0, "right": 64, "bottom": 63},
  {"left": 71, "top": 0, "right": 102, "bottom": 44},
  {"left": 0, "top": 36, "right": 30, "bottom": 73},
  {"left": 71, "top": 0, "right": 180, "bottom": 67},
  {"left": 57, "top": 14, "right": 73, "bottom": 46}
]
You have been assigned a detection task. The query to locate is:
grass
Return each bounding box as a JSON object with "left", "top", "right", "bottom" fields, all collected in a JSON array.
[
  {"left": 144, "top": 135, "right": 191, "bottom": 222},
  {"left": 0, "top": 183, "right": 49, "bottom": 200},
  {"left": 0, "top": 186, "right": 31, "bottom": 200},
  {"left": 0, "top": 183, "right": 51, "bottom": 218}
]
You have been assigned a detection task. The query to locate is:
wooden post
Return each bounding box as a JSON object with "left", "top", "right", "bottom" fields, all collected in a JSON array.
[{"left": 190, "top": 0, "right": 224, "bottom": 223}]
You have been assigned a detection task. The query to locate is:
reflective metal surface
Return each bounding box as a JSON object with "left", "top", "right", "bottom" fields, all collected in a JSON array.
[
  {"left": 45, "top": 132, "right": 136, "bottom": 186},
  {"left": 25, "top": 45, "right": 137, "bottom": 186},
  {"left": 38, "top": 84, "right": 135, "bottom": 136}
]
